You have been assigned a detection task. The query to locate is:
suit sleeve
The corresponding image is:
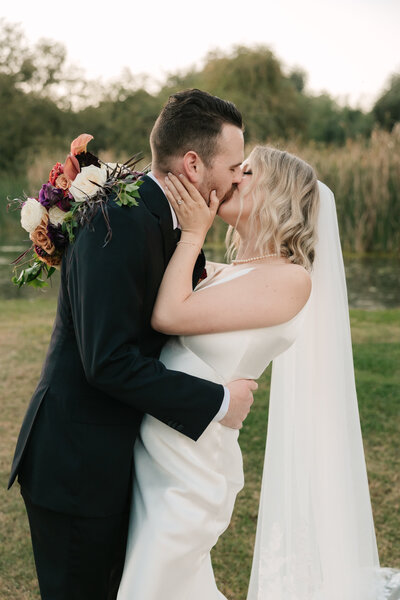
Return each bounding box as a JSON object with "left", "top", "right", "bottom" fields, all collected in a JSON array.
[{"left": 66, "top": 201, "right": 224, "bottom": 441}]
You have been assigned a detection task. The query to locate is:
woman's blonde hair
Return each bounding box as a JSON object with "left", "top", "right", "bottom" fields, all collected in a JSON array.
[{"left": 226, "top": 146, "right": 320, "bottom": 271}]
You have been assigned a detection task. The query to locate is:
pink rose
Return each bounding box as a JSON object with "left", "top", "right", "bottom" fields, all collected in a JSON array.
[{"left": 55, "top": 173, "right": 71, "bottom": 191}]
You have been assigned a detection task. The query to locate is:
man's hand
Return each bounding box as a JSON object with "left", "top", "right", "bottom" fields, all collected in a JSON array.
[{"left": 220, "top": 379, "right": 258, "bottom": 429}]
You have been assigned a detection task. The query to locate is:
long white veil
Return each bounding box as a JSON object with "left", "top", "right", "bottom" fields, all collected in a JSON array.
[{"left": 247, "top": 182, "right": 386, "bottom": 600}]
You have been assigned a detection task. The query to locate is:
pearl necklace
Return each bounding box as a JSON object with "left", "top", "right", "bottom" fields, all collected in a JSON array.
[{"left": 232, "top": 253, "right": 278, "bottom": 265}]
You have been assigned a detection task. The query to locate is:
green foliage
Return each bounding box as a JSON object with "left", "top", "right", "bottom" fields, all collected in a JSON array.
[
  {"left": 114, "top": 178, "right": 142, "bottom": 207},
  {"left": 1, "top": 20, "right": 387, "bottom": 177},
  {"left": 304, "top": 94, "right": 373, "bottom": 144},
  {"left": 373, "top": 73, "right": 400, "bottom": 131},
  {"left": 12, "top": 260, "right": 54, "bottom": 289},
  {"left": 61, "top": 206, "right": 79, "bottom": 243},
  {"left": 77, "top": 89, "right": 161, "bottom": 158},
  {"left": 163, "top": 45, "right": 307, "bottom": 142},
  {"left": 0, "top": 75, "right": 69, "bottom": 172}
]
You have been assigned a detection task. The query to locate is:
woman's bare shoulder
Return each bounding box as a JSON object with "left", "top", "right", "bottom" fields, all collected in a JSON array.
[
  {"left": 278, "top": 263, "right": 312, "bottom": 296},
  {"left": 253, "top": 261, "right": 310, "bottom": 285},
  {"left": 248, "top": 262, "right": 312, "bottom": 324}
]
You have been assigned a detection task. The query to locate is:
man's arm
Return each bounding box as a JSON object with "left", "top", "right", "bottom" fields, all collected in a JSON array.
[{"left": 66, "top": 201, "right": 227, "bottom": 440}]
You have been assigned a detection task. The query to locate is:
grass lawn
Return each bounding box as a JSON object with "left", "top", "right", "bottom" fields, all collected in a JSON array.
[{"left": 0, "top": 299, "right": 399, "bottom": 599}]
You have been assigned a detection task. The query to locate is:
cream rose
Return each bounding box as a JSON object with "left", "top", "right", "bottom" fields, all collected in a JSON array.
[
  {"left": 48, "top": 206, "right": 68, "bottom": 227},
  {"left": 21, "top": 198, "right": 47, "bottom": 233},
  {"left": 69, "top": 165, "right": 107, "bottom": 202}
]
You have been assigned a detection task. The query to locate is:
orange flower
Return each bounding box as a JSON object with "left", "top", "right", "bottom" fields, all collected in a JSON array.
[
  {"left": 49, "top": 162, "right": 64, "bottom": 186},
  {"left": 70, "top": 133, "right": 93, "bottom": 156},
  {"left": 30, "top": 214, "right": 55, "bottom": 256},
  {"left": 63, "top": 133, "right": 94, "bottom": 182},
  {"left": 63, "top": 154, "right": 80, "bottom": 181}
]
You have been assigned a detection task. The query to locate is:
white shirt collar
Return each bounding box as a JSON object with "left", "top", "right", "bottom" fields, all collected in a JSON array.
[{"left": 147, "top": 171, "right": 179, "bottom": 229}]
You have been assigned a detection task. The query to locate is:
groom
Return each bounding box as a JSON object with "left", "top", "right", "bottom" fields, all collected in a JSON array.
[{"left": 8, "top": 89, "right": 256, "bottom": 600}]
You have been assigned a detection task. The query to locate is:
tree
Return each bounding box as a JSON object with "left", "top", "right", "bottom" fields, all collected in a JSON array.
[
  {"left": 373, "top": 73, "right": 400, "bottom": 130},
  {"left": 0, "top": 20, "right": 79, "bottom": 172},
  {"left": 77, "top": 89, "right": 161, "bottom": 160},
  {"left": 159, "top": 45, "right": 306, "bottom": 142}
]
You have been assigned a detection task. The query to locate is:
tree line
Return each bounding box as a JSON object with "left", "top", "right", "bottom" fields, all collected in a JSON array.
[{"left": 1, "top": 19, "right": 399, "bottom": 176}]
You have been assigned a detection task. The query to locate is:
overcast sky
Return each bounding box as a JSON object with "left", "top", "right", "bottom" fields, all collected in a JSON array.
[{"left": 2, "top": 0, "right": 399, "bottom": 109}]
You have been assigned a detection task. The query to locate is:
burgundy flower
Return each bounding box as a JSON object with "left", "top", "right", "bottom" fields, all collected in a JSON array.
[
  {"left": 47, "top": 223, "right": 69, "bottom": 250},
  {"left": 77, "top": 151, "right": 100, "bottom": 169},
  {"left": 34, "top": 244, "right": 48, "bottom": 258},
  {"left": 56, "top": 193, "right": 72, "bottom": 212},
  {"left": 39, "top": 183, "right": 64, "bottom": 208}
]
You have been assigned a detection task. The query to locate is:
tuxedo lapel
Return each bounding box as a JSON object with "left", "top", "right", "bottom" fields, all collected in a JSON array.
[
  {"left": 138, "top": 175, "right": 177, "bottom": 266},
  {"left": 138, "top": 175, "right": 206, "bottom": 288}
]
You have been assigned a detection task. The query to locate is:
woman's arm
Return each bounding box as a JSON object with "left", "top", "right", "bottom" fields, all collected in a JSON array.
[{"left": 151, "top": 174, "right": 311, "bottom": 336}]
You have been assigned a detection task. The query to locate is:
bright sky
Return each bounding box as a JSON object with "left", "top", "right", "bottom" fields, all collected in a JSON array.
[{"left": 2, "top": 0, "right": 399, "bottom": 109}]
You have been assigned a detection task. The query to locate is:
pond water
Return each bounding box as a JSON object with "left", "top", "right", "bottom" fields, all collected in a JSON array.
[{"left": 0, "top": 242, "right": 399, "bottom": 309}]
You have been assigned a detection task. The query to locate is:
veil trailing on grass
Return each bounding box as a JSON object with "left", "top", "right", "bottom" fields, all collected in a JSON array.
[{"left": 247, "top": 182, "right": 392, "bottom": 600}]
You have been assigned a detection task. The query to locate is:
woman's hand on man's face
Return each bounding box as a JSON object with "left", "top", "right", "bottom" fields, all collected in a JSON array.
[{"left": 164, "top": 173, "right": 219, "bottom": 242}]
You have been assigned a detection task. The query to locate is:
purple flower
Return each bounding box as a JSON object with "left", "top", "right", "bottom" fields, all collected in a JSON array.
[{"left": 39, "top": 183, "right": 64, "bottom": 209}]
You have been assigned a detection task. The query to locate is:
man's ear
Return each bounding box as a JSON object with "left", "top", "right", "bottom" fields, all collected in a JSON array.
[{"left": 182, "top": 151, "right": 205, "bottom": 183}]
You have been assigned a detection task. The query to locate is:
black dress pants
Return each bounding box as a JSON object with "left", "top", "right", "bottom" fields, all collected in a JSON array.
[{"left": 22, "top": 490, "right": 130, "bottom": 600}]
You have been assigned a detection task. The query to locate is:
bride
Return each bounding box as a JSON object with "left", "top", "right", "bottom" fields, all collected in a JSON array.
[{"left": 117, "top": 146, "right": 393, "bottom": 599}]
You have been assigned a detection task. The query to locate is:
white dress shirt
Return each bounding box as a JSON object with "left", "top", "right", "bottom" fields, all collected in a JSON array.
[{"left": 146, "top": 172, "right": 230, "bottom": 422}]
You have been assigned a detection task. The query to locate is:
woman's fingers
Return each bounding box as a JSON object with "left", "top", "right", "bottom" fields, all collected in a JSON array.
[
  {"left": 164, "top": 176, "right": 186, "bottom": 206},
  {"left": 164, "top": 184, "right": 185, "bottom": 216},
  {"left": 167, "top": 173, "right": 205, "bottom": 206},
  {"left": 177, "top": 173, "right": 205, "bottom": 204},
  {"left": 164, "top": 174, "right": 219, "bottom": 236},
  {"left": 209, "top": 190, "right": 220, "bottom": 219}
]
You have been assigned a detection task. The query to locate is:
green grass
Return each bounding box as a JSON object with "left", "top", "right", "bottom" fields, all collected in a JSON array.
[{"left": 0, "top": 299, "right": 399, "bottom": 599}]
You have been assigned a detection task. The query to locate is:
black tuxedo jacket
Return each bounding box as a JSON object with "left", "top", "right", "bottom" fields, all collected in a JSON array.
[{"left": 8, "top": 176, "right": 224, "bottom": 517}]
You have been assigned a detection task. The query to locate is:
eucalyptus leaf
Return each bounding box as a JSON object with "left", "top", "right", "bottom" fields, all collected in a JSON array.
[
  {"left": 124, "top": 183, "right": 140, "bottom": 192},
  {"left": 29, "top": 277, "right": 48, "bottom": 288}
]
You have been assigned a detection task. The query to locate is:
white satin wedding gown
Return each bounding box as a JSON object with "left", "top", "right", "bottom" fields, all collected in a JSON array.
[{"left": 117, "top": 266, "right": 310, "bottom": 600}]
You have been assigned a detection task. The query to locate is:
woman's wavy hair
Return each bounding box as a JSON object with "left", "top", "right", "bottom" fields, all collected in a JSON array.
[{"left": 226, "top": 146, "right": 320, "bottom": 271}]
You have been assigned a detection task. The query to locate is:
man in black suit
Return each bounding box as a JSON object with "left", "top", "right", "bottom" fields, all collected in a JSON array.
[{"left": 8, "top": 89, "right": 256, "bottom": 600}]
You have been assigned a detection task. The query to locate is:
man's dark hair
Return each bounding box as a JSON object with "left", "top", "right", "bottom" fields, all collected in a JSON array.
[{"left": 150, "top": 89, "right": 243, "bottom": 172}]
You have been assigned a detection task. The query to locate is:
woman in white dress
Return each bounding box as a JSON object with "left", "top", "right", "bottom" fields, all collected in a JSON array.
[{"left": 118, "top": 147, "right": 392, "bottom": 600}]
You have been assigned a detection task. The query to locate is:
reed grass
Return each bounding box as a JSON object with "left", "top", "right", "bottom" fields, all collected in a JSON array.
[
  {"left": 265, "top": 126, "right": 400, "bottom": 255},
  {"left": 1, "top": 128, "right": 400, "bottom": 255}
]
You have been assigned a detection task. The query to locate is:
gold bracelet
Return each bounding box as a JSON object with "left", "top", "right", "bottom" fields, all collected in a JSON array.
[{"left": 177, "top": 240, "right": 201, "bottom": 249}]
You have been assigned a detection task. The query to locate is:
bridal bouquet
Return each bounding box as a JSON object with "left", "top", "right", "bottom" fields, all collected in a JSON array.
[{"left": 9, "top": 134, "right": 144, "bottom": 288}]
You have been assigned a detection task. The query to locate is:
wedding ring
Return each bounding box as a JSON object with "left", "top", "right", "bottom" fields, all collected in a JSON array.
[{"left": 177, "top": 198, "right": 183, "bottom": 205}]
